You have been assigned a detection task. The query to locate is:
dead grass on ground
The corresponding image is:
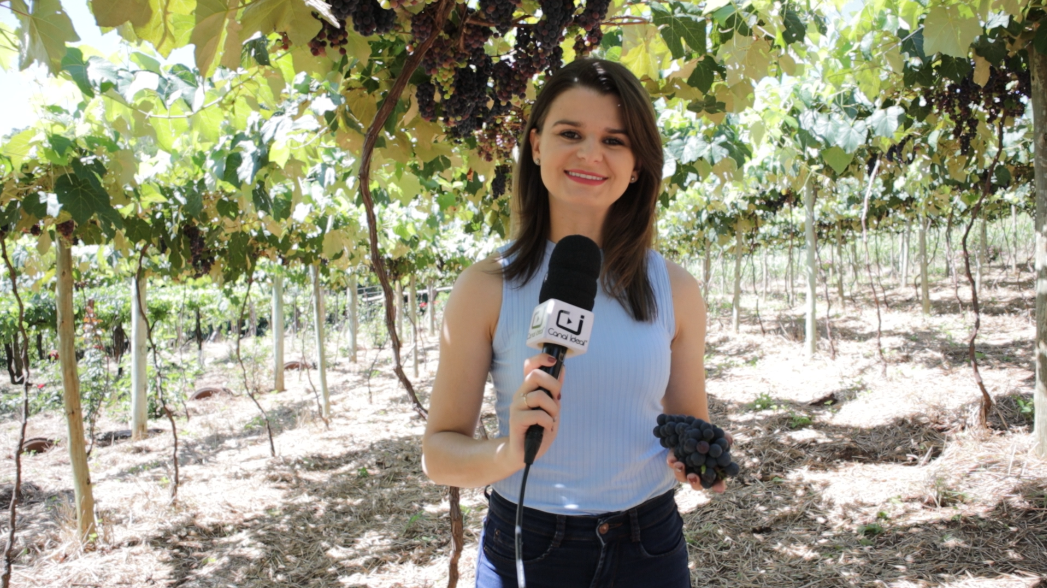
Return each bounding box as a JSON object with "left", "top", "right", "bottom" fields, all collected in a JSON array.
[{"left": 1, "top": 266, "right": 1045, "bottom": 587}]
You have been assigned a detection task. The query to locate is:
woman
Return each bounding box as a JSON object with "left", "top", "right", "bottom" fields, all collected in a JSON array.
[{"left": 422, "top": 58, "right": 724, "bottom": 587}]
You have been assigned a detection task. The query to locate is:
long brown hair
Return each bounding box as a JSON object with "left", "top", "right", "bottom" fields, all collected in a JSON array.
[{"left": 500, "top": 58, "right": 663, "bottom": 321}]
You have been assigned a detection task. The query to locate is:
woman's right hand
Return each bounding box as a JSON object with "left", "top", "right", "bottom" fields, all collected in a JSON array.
[{"left": 505, "top": 353, "right": 564, "bottom": 469}]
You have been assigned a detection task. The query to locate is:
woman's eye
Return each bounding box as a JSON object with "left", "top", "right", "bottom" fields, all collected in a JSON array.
[
  {"left": 559, "top": 131, "right": 579, "bottom": 139},
  {"left": 605, "top": 138, "right": 625, "bottom": 146}
]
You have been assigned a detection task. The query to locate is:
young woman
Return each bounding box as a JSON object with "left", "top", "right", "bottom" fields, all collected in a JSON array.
[{"left": 422, "top": 58, "right": 725, "bottom": 587}]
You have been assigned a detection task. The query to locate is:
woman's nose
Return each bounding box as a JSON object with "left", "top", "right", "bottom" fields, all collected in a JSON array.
[{"left": 576, "top": 137, "right": 602, "bottom": 161}]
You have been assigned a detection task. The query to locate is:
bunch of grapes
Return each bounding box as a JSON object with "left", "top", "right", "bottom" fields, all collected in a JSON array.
[
  {"left": 573, "top": 27, "right": 603, "bottom": 57},
  {"left": 479, "top": 0, "right": 519, "bottom": 34},
  {"left": 276, "top": 32, "right": 291, "bottom": 51},
  {"left": 181, "top": 223, "right": 214, "bottom": 277},
  {"left": 573, "top": 0, "right": 610, "bottom": 31},
  {"left": 491, "top": 165, "right": 510, "bottom": 198},
  {"left": 653, "top": 414, "right": 741, "bottom": 489},
  {"left": 409, "top": 4, "right": 437, "bottom": 49},
  {"left": 308, "top": 15, "right": 351, "bottom": 56},
  {"left": 416, "top": 81, "right": 437, "bottom": 121},
  {"left": 923, "top": 60, "right": 1030, "bottom": 157},
  {"left": 325, "top": 0, "right": 395, "bottom": 37},
  {"left": 56, "top": 220, "right": 76, "bottom": 241}
]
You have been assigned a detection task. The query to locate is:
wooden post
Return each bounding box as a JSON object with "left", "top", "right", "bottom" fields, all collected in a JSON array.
[
  {"left": 56, "top": 236, "right": 96, "bottom": 541},
  {"left": 731, "top": 225, "right": 742, "bottom": 332},
  {"left": 804, "top": 182, "right": 817, "bottom": 358},
  {"left": 702, "top": 240, "right": 711, "bottom": 300},
  {"left": 1028, "top": 43, "right": 1046, "bottom": 458},
  {"left": 835, "top": 223, "right": 846, "bottom": 308},
  {"left": 920, "top": 214, "right": 931, "bottom": 315},
  {"left": 901, "top": 218, "right": 911, "bottom": 288},
  {"left": 410, "top": 273, "right": 419, "bottom": 378},
  {"left": 1012, "top": 204, "right": 1019, "bottom": 276},
  {"left": 311, "top": 265, "right": 330, "bottom": 419},
  {"left": 427, "top": 279, "right": 436, "bottom": 336},
  {"left": 349, "top": 273, "right": 358, "bottom": 363},
  {"left": 130, "top": 272, "right": 148, "bottom": 440},
  {"left": 273, "top": 274, "right": 285, "bottom": 392},
  {"left": 395, "top": 278, "right": 404, "bottom": 341}
]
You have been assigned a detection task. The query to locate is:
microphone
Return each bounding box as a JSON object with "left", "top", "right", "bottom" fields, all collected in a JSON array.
[{"left": 522, "top": 235, "right": 601, "bottom": 465}]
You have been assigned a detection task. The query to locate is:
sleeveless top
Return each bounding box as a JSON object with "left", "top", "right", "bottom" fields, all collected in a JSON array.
[{"left": 489, "top": 241, "right": 678, "bottom": 515}]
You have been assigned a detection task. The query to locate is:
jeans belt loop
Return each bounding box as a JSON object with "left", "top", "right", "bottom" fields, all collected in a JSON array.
[
  {"left": 552, "top": 514, "right": 566, "bottom": 549},
  {"left": 629, "top": 508, "right": 641, "bottom": 542}
]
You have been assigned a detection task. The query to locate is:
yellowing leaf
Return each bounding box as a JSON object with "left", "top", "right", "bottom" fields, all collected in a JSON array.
[
  {"left": 621, "top": 24, "right": 660, "bottom": 81},
  {"left": 134, "top": 0, "right": 196, "bottom": 58},
  {"left": 1, "top": 129, "right": 36, "bottom": 171},
  {"left": 14, "top": 0, "right": 80, "bottom": 74},
  {"left": 345, "top": 89, "right": 377, "bottom": 129},
  {"left": 922, "top": 5, "right": 980, "bottom": 58},
  {"left": 191, "top": 0, "right": 235, "bottom": 75},
  {"left": 92, "top": 0, "right": 152, "bottom": 28},
  {"left": 779, "top": 53, "right": 796, "bottom": 76},
  {"left": 973, "top": 55, "right": 990, "bottom": 86},
  {"left": 240, "top": 0, "right": 321, "bottom": 48}
]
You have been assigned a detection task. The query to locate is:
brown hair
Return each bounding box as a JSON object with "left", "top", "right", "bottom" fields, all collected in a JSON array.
[{"left": 500, "top": 58, "right": 663, "bottom": 321}]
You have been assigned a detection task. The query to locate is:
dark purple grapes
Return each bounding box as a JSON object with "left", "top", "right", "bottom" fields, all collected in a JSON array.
[{"left": 652, "top": 414, "right": 741, "bottom": 484}]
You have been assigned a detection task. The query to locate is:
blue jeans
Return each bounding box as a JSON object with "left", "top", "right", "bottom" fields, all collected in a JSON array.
[{"left": 475, "top": 488, "right": 689, "bottom": 588}]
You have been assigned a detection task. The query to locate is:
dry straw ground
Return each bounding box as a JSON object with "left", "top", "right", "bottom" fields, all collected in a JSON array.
[{"left": 1, "top": 266, "right": 1045, "bottom": 588}]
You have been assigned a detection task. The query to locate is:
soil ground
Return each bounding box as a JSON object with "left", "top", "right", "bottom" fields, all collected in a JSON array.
[{"left": 1, "top": 266, "right": 1045, "bottom": 588}]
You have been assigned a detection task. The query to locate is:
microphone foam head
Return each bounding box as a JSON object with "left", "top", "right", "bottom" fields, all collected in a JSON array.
[{"left": 539, "top": 235, "right": 602, "bottom": 310}]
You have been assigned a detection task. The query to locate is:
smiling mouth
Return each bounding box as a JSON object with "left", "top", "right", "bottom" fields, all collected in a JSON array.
[{"left": 565, "top": 170, "right": 607, "bottom": 181}]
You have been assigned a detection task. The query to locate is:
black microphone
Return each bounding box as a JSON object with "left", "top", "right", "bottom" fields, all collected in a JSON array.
[{"left": 522, "top": 235, "right": 601, "bottom": 465}]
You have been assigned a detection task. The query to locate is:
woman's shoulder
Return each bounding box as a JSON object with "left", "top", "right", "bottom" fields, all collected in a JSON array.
[{"left": 445, "top": 252, "right": 504, "bottom": 339}]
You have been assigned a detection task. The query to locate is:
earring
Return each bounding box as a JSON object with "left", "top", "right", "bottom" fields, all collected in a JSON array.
[
  {"left": 629, "top": 175, "right": 637, "bottom": 183},
  {"left": 534, "top": 158, "right": 540, "bottom": 166}
]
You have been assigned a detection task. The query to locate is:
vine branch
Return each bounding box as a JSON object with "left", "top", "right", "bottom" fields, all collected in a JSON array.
[{"left": 0, "top": 235, "right": 31, "bottom": 588}]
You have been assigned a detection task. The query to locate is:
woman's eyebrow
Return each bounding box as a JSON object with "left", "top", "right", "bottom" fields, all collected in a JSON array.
[{"left": 549, "top": 119, "right": 628, "bottom": 135}]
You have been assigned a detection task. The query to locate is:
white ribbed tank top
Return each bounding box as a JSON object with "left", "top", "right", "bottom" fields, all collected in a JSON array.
[{"left": 490, "top": 241, "right": 677, "bottom": 515}]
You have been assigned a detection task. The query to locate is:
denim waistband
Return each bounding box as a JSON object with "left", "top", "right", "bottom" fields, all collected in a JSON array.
[{"left": 486, "top": 488, "right": 678, "bottom": 544}]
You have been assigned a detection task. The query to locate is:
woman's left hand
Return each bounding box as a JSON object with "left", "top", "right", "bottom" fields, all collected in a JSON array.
[{"left": 666, "top": 451, "right": 727, "bottom": 494}]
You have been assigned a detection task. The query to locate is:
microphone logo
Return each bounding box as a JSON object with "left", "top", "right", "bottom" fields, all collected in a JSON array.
[{"left": 555, "top": 310, "right": 584, "bottom": 335}]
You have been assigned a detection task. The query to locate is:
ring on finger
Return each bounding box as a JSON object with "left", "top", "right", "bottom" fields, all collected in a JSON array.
[{"left": 522, "top": 393, "right": 533, "bottom": 410}]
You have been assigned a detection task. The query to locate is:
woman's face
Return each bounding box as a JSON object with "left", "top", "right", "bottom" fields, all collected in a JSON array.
[{"left": 529, "top": 87, "right": 638, "bottom": 218}]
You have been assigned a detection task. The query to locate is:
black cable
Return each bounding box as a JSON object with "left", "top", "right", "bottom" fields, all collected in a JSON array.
[{"left": 515, "top": 462, "right": 533, "bottom": 588}]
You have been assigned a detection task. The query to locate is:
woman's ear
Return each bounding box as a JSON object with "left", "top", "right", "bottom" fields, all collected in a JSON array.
[{"left": 529, "top": 127, "right": 541, "bottom": 163}]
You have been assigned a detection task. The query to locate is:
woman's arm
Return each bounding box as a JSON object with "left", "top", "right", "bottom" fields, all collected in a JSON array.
[
  {"left": 662, "top": 259, "right": 726, "bottom": 492},
  {"left": 662, "top": 259, "right": 709, "bottom": 420},
  {"left": 421, "top": 256, "right": 562, "bottom": 488}
]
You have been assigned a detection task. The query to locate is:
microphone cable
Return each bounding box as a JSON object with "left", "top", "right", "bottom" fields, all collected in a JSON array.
[{"left": 515, "top": 344, "right": 566, "bottom": 588}]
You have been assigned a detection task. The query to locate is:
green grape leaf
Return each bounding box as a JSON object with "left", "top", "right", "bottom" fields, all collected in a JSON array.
[
  {"left": 867, "top": 106, "right": 904, "bottom": 138},
  {"left": 782, "top": 7, "right": 805, "bottom": 44},
  {"left": 21, "top": 192, "right": 48, "bottom": 219},
  {"left": 686, "top": 55, "right": 717, "bottom": 94},
  {"left": 183, "top": 182, "right": 204, "bottom": 219},
  {"left": 216, "top": 197, "right": 239, "bottom": 219},
  {"left": 651, "top": 3, "right": 705, "bottom": 56},
  {"left": 939, "top": 54, "right": 971, "bottom": 82},
  {"left": 1034, "top": 21, "right": 1047, "bottom": 56},
  {"left": 922, "top": 5, "right": 980, "bottom": 58},
  {"left": 1, "top": 129, "right": 35, "bottom": 171},
  {"left": 60, "top": 46, "right": 93, "bottom": 97},
  {"left": 54, "top": 160, "right": 114, "bottom": 225},
  {"left": 822, "top": 147, "right": 853, "bottom": 175},
  {"left": 12, "top": 0, "right": 80, "bottom": 74},
  {"left": 252, "top": 184, "right": 273, "bottom": 214}
]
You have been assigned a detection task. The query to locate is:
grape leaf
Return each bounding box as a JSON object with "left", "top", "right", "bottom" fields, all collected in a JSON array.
[
  {"left": 61, "top": 46, "right": 93, "bottom": 97},
  {"left": 781, "top": 7, "right": 805, "bottom": 44},
  {"left": 686, "top": 55, "right": 717, "bottom": 94},
  {"left": 191, "top": 0, "right": 233, "bottom": 75},
  {"left": 92, "top": 0, "right": 152, "bottom": 28},
  {"left": 1, "top": 129, "right": 35, "bottom": 172},
  {"left": 867, "top": 106, "right": 903, "bottom": 139},
  {"left": 822, "top": 147, "right": 852, "bottom": 175},
  {"left": 13, "top": 0, "right": 80, "bottom": 74},
  {"left": 922, "top": 5, "right": 980, "bottom": 58},
  {"left": 21, "top": 192, "right": 47, "bottom": 219},
  {"left": 651, "top": 3, "right": 705, "bottom": 55},
  {"left": 240, "top": 0, "right": 322, "bottom": 49},
  {"left": 54, "top": 160, "right": 114, "bottom": 225},
  {"left": 132, "top": 0, "right": 196, "bottom": 58}
]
